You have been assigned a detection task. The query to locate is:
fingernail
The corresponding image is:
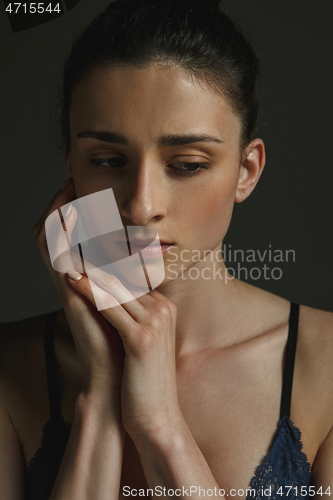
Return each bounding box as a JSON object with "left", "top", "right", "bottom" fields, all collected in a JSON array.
[
  {"left": 60, "top": 178, "right": 72, "bottom": 191},
  {"left": 64, "top": 203, "right": 72, "bottom": 218},
  {"left": 67, "top": 271, "right": 83, "bottom": 282}
]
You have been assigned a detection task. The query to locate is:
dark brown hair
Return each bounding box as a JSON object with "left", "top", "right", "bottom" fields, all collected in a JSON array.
[{"left": 61, "top": 0, "right": 259, "bottom": 152}]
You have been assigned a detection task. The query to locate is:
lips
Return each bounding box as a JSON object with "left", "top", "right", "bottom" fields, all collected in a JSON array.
[
  {"left": 117, "top": 236, "right": 174, "bottom": 246},
  {"left": 138, "top": 242, "right": 175, "bottom": 258},
  {"left": 116, "top": 238, "right": 175, "bottom": 258},
  {"left": 131, "top": 239, "right": 173, "bottom": 246}
]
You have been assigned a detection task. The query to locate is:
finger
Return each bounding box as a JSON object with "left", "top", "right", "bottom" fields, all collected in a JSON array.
[
  {"left": 136, "top": 290, "right": 178, "bottom": 327},
  {"left": 52, "top": 205, "right": 82, "bottom": 275},
  {"left": 32, "top": 178, "right": 75, "bottom": 237},
  {"left": 32, "top": 178, "right": 77, "bottom": 294},
  {"left": 147, "top": 289, "right": 173, "bottom": 305},
  {"left": 135, "top": 288, "right": 176, "bottom": 313},
  {"left": 78, "top": 253, "right": 175, "bottom": 320},
  {"left": 42, "top": 200, "right": 78, "bottom": 275},
  {"left": 70, "top": 257, "right": 149, "bottom": 323},
  {"left": 67, "top": 274, "right": 140, "bottom": 339}
]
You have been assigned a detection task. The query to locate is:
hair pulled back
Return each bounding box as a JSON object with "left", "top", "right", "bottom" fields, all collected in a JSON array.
[{"left": 61, "top": 0, "right": 259, "bottom": 152}]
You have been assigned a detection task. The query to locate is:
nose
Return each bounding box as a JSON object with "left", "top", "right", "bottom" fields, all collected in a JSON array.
[{"left": 118, "top": 159, "right": 168, "bottom": 226}]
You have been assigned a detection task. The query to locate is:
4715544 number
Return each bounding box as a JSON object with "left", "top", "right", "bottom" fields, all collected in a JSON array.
[
  {"left": 276, "top": 486, "right": 331, "bottom": 496},
  {"left": 5, "top": 3, "right": 61, "bottom": 14}
]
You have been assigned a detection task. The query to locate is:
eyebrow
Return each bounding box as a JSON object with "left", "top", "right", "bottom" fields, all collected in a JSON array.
[{"left": 76, "top": 130, "right": 224, "bottom": 147}]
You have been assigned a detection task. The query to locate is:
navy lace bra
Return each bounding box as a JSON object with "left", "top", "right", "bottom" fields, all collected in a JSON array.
[
  {"left": 25, "top": 302, "right": 312, "bottom": 499},
  {"left": 247, "top": 302, "right": 311, "bottom": 498}
]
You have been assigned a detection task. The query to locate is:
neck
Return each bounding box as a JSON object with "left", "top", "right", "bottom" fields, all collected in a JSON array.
[{"left": 156, "top": 245, "right": 249, "bottom": 356}]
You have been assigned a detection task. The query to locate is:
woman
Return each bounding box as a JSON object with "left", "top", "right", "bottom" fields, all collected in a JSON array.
[{"left": 1, "top": 0, "right": 332, "bottom": 498}]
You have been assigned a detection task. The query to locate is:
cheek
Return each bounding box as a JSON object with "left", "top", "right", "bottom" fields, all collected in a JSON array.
[{"left": 182, "top": 174, "right": 238, "bottom": 241}]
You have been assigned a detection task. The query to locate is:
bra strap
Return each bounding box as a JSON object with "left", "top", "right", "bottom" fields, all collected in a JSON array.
[
  {"left": 44, "top": 310, "right": 62, "bottom": 421},
  {"left": 279, "top": 302, "right": 300, "bottom": 419}
]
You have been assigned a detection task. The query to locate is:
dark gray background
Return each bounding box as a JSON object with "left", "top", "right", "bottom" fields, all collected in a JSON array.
[{"left": 1, "top": 1, "right": 332, "bottom": 322}]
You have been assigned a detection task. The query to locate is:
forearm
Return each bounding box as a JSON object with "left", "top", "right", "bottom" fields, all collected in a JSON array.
[
  {"left": 132, "top": 419, "right": 225, "bottom": 500},
  {"left": 49, "top": 389, "right": 125, "bottom": 500}
]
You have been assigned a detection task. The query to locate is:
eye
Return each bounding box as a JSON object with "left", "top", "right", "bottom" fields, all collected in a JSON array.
[
  {"left": 88, "top": 158, "right": 209, "bottom": 174},
  {"left": 89, "top": 157, "right": 126, "bottom": 168},
  {"left": 168, "top": 162, "right": 209, "bottom": 174}
]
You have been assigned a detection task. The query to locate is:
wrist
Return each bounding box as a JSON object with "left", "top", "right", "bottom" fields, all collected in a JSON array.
[
  {"left": 76, "top": 384, "right": 123, "bottom": 426},
  {"left": 80, "top": 369, "right": 122, "bottom": 397},
  {"left": 131, "top": 413, "right": 189, "bottom": 451}
]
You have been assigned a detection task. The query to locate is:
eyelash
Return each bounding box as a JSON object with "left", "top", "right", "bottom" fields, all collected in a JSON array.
[{"left": 88, "top": 158, "right": 209, "bottom": 174}]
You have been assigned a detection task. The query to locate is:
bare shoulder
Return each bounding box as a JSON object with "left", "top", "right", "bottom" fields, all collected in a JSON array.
[
  {"left": 297, "top": 305, "right": 333, "bottom": 476},
  {"left": 298, "top": 304, "right": 333, "bottom": 374},
  {"left": 296, "top": 305, "right": 333, "bottom": 440}
]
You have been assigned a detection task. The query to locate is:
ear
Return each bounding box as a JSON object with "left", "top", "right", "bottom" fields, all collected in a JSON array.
[
  {"left": 235, "top": 138, "right": 266, "bottom": 203},
  {"left": 64, "top": 142, "right": 73, "bottom": 178}
]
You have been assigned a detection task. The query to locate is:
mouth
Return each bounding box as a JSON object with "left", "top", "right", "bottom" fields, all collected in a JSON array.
[
  {"left": 116, "top": 238, "right": 176, "bottom": 258},
  {"left": 138, "top": 242, "right": 175, "bottom": 258}
]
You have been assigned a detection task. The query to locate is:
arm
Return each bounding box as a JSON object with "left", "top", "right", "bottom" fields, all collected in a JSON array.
[
  {"left": 32, "top": 179, "right": 127, "bottom": 499},
  {"left": 0, "top": 373, "right": 125, "bottom": 500},
  {"left": 68, "top": 274, "right": 226, "bottom": 500},
  {"left": 132, "top": 419, "right": 222, "bottom": 499},
  {"left": 0, "top": 399, "right": 26, "bottom": 500},
  {"left": 50, "top": 388, "right": 125, "bottom": 500}
]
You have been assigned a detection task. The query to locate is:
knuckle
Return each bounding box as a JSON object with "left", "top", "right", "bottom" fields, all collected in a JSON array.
[
  {"left": 149, "top": 314, "right": 163, "bottom": 332},
  {"left": 156, "top": 302, "right": 170, "bottom": 317},
  {"left": 136, "top": 327, "right": 155, "bottom": 351},
  {"left": 101, "top": 273, "right": 119, "bottom": 288}
]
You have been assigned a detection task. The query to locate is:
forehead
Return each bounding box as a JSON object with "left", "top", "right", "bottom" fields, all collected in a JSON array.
[{"left": 69, "top": 64, "right": 242, "bottom": 145}]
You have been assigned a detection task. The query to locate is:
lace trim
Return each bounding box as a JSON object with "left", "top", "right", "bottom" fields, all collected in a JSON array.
[
  {"left": 284, "top": 417, "right": 312, "bottom": 473},
  {"left": 247, "top": 416, "right": 312, "bottom": 499},
  {"left": 25, "top": 414, "right": 312, "bottom": 500},
  {"left": 26, "top": 415, "right": 69, "bottom": 469},
  {"left": 25, "top": 414, "right": 70, "bottom": 500}
]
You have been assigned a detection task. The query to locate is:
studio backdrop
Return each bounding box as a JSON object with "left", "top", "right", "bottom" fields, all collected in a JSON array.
[{"left": 0, "top": 0, "right": 332, "bottom": 321}]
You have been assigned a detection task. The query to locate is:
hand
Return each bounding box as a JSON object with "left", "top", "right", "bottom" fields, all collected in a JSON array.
[
  {"left": 66, "top": 265, "right": 182, "bottom": 440},
  {"left": 32, "top": 178, "right": 125, "bottom": 394}
]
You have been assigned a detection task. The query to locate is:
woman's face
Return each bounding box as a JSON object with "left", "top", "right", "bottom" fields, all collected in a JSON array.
[{"left": 66, "top": 64, "right": 262, "bottom": 287}]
